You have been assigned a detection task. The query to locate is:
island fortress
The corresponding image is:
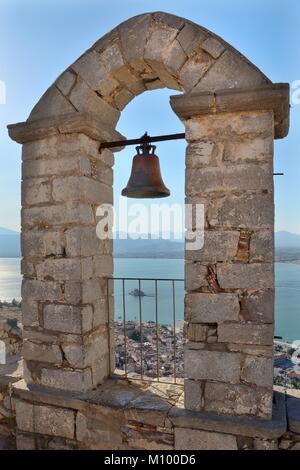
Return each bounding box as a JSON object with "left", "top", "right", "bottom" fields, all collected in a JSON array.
[{"left": 3, "top": 11, "right": 300, "bottom": 450}]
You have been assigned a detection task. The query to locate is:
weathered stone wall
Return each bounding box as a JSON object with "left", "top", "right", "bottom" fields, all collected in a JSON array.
[
  {"left": 8, "top": 378, "right": 300, "bottom": 450},
  {"left": 20, "top": 133, "right": 114, "bottom": 392},
  {"left": 184, "top": 110, "right": 275, "bottom": 418},
  {"left": 170, "top": 85, "right": 289, "bottom": 420}
]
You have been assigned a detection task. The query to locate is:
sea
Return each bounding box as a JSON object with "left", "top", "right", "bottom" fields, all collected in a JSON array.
[{"left": 0, "top": 257, "right": 299, "bottom": 343}]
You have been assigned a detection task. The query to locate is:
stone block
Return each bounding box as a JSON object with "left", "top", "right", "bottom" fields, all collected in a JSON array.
[
  {"left": 55, "top": 70, "right": 77, "bottom": 96},
  {"left": 22, "top": 230, "right": 64, "bottom": 257},
  {"left": 163, "top": 39, "right": 187, "bottom": 75},
  {"left": 185, "top": 141, "right": 216, "bottom": 167},
  {"left": 69, "top": 78, "right": 120, "bottom": 126},
  {"left": 217, "top": 263, "right": 274, "bottom": 289},
  {"left": 218, "top": 323, "right": 274, "bottom": 346},
  {"left": 118, "top": 14, "right": 152, "bottom": 63},
  {"left": 185, "top": 349, "right": 240, "bottom": 383},
  {"left": 98, "top": 42, "right": 125, "bottom": 76},
  {"left": 249, "top": 230, "right": 274, "bottom": 262},
  {"left": 93, "top": 255, "right": 113, "bottom": 277},
  {"left": 22, "top": 340, "right": 62, "bottom": 364},
  {"left": 184, "top": 262, "right": 208, "bottom": 291},
  {"left": 81, "top": 257, "right": 93, "bottom": 280},
  {"left": 40, "top": 368, "right": 93, "bottom": 392},
  {"left": 211, "top": 193, "right": 274, "bottom": 230},
  {"left": 193, "top": 49, "right": 269, "bottom": 92},
  {"left": 72, "top": 50, "right": 107, "bottom": 90},
  {"left": 144, "top": 22, "right": 179, "bottom": 64},
  {"left": 93, "top": 299, "right": 109, "bottom": 326},
  {"left": 43, "top": 304, "right": 93, "bottom": 334},
  {"left": 122, "top": 426, "right": 174, "bottom": 450},
  {"left": 82, "top": 278, "right": 106, "bottom": 303},
  {"left": 16, "top": 432, "right": 36, "bottom": 450},
  {"left": 63, "top": 282, "right": 81, "bottom": 304},
  {"left": 21, "top": 299, "right": 39, "bottom": 327},
  {"left": 185, "top": 293, "right": 240, "bottom": 323},
  {"left": 186, "top": 230, "right": 240, "bottom": 262},
  {"left": 227, "top": 344, "right": 273, "bottom": 357},
  {"left": 22, "top": 201, "right": 94, "bottom": 228},
  {"left": 15, "top": 401, "right": 75, "bottom": 438},
  {"left": 52, "top": 176, "right": 112, "bottom": 204},
  {"left": 176, "top": 22, "right": 207, "bottom": 56},
  {"left": 223, "top": 136, "right": 273, "bottom": 163},
  {"left": 76, "top": 411, "right": 123, "bottom": 449},
  {"left": 186, "top": 163, "right": 272, "bottom": 195},
  {"left": 22, "top": 178, "right": 52, "bottom": 206},
  {"left": 185, "top": 111, "right": 273, "bottom": 141},
  {"left": 153, "top": 12, "right": 185, "bottom": 30},
  {"left": 21, "top": 258, "right": 35, "bottom": 276},
  {"left": 22, "top": 279, "right": 64, "bottom": 302},
  {"left": 184, "top": 379, "right": 203, "bottom": 411},
  {"left": 28, "top": 86, "right": 75, "bottom": 121},
  {"left": 240, "top": 289, "right": 274, "bottom": 323},
  {"left": 93, "top": 26, "right": 119, "bottom": 52},
  {"left": 36, "top": 258, "right": 82, "bottom": 282},
  {"left": 114, "top": 88, "right": 134, "bottom": 110},
  {"left": 62, "top": 335, "right": 107, "bottom": 368},
  {"left": 22, "top": 133, "right": 99, "bottom": 161},
  {"left": 241, "top": 356, "right": 273, "bottom": 388},
  {"left": 179, "top": 50, "right": 213, "bottom": 92},
  {"left": 201, "top": 37, "right": 225, "bottom": 58},
  {"left": 22, "top": 154, "right": 91, "bottom": 179},
  {"left": 65, "top": 226, "right": 110, "bottom": 257},
  {"left": 204, "top": 382, "right": 272, "bottom": 418},
  {"left": 99, "top": 148, "right": 114, "bottom": 168},
  {"left": 186, "top": 323, "right": 207, "bottom": 342},
  {"left": 175, "top": 427, "right": 237, "bottom": 450}
]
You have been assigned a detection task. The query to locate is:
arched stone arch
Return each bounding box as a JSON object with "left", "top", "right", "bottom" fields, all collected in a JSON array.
[
  {"left": 8, "top": 12, "right": 289, "bottom": 427},
  {"left": 27, "top": 11, "right": 271, "bottom": 126}
]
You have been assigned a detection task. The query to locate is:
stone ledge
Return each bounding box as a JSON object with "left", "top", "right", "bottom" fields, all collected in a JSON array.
[
  {"left": 170, "top": 83, "right": 290, "bottom": 139},
  {"left": 11, "top": 376, "right": 292, "bottom": 440},
  {"left": 7, "top": 112, "right": 125, "bottom": 147},
  {"left": 169, "top": 391, "right": 286, "bottom": 439}
]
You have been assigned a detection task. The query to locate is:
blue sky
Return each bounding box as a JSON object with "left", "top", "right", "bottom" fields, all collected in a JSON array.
[{"left": 0, "top": 0, "right": 299, "bottom": 233}]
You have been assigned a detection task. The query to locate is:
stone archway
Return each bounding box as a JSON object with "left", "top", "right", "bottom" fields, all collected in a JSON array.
[{"left": 8, "top": 12, "right": 289, "bottom": 425}]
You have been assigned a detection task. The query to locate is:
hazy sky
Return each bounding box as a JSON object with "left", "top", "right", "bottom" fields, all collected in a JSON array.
[{"left": 0, "top": 0, "right": 299, "bottom": 233}]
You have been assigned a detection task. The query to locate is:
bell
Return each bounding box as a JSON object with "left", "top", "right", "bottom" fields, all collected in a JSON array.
[{"left": 121, "top": 143, "right": 170, "bottom": 198}]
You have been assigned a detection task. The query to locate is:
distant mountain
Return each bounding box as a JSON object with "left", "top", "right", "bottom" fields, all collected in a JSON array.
[
  {"left": 0, "top": 227, "right": 300, "bottom": 260},
  {"left": 114, "top": 237, "right": 184, "bottom": 258},
  {"left": 0, "top": 227, "right": 19, "bottom": 235},
  {"left": 275, "top": 231, "right": 300, "bottom": 248},
  {"left": 0, "top": 227, "right": 20, "bottom": 257}
]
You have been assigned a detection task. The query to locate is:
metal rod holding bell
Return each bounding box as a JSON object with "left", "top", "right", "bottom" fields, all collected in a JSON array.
[{"left": 99, "top": 131, "right": 185, "bottom": 150}]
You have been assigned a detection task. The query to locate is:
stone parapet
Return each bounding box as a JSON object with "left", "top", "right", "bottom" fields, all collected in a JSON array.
[{"left": 6, "top": 377, "right": 300, "bottom": 450}]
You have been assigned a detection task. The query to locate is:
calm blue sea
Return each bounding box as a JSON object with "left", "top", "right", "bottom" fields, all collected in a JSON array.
[{"left": 0, "top": 258, "right": 299, "bottom": 342}]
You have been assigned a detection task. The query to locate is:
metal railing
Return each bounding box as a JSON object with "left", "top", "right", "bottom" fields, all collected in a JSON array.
[{"left": 106, "top": 277, "right": 184, "bottom": 384}]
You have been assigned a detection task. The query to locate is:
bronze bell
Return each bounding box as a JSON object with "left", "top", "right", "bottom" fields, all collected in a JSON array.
[{"left": 121, "top": 142, "right": 170, "bottom": 198}]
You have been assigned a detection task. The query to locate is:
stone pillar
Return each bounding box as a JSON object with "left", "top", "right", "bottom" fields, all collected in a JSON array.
[
  {"left": 171, "top": 84, "right": 289, "bottom": 419},
  {"left": 8, "top": 113, "right": 124, "bottom": 393}
]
